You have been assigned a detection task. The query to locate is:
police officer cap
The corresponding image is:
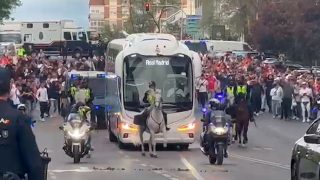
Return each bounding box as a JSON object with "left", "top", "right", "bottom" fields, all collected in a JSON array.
[{"left": 0, "top": 68, "right": 11, "bottom": 94}]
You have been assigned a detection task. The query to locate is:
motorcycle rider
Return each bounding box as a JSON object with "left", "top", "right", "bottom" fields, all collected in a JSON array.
[
  {"left": 64, "top": 102, "right": 93, "bottom": 157},
  {"left": 200, "top": 93, "right": 231, "bottom": 158}
]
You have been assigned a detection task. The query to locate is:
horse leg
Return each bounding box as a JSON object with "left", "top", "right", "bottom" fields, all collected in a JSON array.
[
  {"left": 237, "top": 122, "right": 242, "bottom": 145},
  {"left": 148, "top": 132, "right": 153, "bottom": 157},
  {"left": 151, "top": 131, "right": 157, "bottom": 158},
  {"left": 243, "top": 120, "right": 249, "bottom": 144},
  {"left": 162, "top": 124, "right": 167, "bottom": 148},
  {"left": 139, "top": 128, "right": 145, "bottom": 156}
]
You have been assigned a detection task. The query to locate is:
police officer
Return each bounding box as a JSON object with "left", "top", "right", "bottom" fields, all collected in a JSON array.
[
  {"left": 0, "top": 68, "right": 43, "bottom": 180},
  {"left": 143, "top": 81, "right": 170, "bottom": 131}
]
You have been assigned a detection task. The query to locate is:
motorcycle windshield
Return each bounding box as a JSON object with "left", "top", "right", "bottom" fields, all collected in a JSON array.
[
  {"left": 210, "top": 110, "right": 227, "bottom": 127},
  {"left": 69, "top": 119, "right": 83, "bottom": 129}
]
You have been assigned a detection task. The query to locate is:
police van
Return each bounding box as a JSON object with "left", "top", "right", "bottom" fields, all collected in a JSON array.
[{"left": 66, "top": 71, "right": 111, "bottom": 129}]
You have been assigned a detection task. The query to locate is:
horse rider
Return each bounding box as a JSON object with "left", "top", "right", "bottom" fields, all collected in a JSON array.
[
  {"left": 142, "top": 81, "right": 170, "bottom": 131},
  {"left": 235, "top": 76, "right": 248, "bottom": 103},
  {"left": 233, "top": 93, "right": 254, "bottom": 144},
  {"left": 200, "top": 94, "right": 231, "bottom": 158},
  {"left": 226, "top": 75, "right": 236, "bottom": 106}
]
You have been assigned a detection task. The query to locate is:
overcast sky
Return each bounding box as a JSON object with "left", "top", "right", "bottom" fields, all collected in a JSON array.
[{"left": 11, "top": 0, "right": 89, "bottom": 28}]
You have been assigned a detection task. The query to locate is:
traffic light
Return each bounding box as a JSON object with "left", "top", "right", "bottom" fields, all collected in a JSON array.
[{"left": 145, "top": 3, "right": 150, "bottom": 12}]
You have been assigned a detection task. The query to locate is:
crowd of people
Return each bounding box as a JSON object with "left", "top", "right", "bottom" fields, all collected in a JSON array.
[
  {"left": 0, "top": 49, "right": 107, "bottom": 121},
  {"left": 196, "top": 53, "right": 319, "bottom": 123}
]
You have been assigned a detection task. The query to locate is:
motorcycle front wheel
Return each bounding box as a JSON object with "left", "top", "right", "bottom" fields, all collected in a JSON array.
[
  {"left": 73, "top": 145, "right": 81, "bottom": 164},
  {"left": 216, "top": 144, "right": 224, "bottom": 165},
  {"left": 209, "top": 146, "right": 216, "bottom": 164}
]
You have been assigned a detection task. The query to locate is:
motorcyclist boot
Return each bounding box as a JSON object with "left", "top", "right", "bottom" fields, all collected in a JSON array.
[{"left": 224, "top": 149, "right": 228, "bottom": 158}]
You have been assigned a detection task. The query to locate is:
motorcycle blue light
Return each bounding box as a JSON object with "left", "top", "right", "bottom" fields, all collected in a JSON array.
[
  {"left": 312, "top": 107, "right": 318, "bottom": 113},
  {"left": 106, "top": 105, "right": 112, "bottom": 111},
  {"left": 71, "top": 74, "right": 80, "bottom": 80},
  {"left": 201, "top": 107, "right": 207, "bottom": 113},
  {"left": 95, "top": 105, "right": 100, "bottom": 110},
  {"left": 97, "top": 74, "right": 106, "bottom": 78}
]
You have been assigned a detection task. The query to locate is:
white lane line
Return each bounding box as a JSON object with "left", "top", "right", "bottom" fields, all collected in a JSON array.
[
  {"left": 230, "top": 154, "right": 290, "bottom": 170},
  {"left": 162, "top": 174, "right": 171, "bottom": 178},
  {"left": 49, "top": 167, "right": 94, "bottom": 173},
  {"left": 180, "top": 155, "right": 204, "bottom": 180},
  {"left": 49, "top": 172, "right": 57, "bottom": 180}
]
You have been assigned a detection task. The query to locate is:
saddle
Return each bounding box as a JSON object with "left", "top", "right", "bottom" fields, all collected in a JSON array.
[{"left": 133, "top": 108, "right": 151, "bottom": 127}]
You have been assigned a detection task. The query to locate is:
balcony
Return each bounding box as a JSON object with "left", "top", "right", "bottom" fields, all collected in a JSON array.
[{"left": 89, "top": 13, "right": 104, "bottom": 20}]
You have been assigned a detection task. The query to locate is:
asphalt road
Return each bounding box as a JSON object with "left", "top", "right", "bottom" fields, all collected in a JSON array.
[{"left": 32, "top": 109, "right": 311, "bottom": 180}]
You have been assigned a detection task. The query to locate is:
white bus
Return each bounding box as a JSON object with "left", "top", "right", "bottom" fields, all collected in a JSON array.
[
  {"left": 181, "top": 40, "right": 253, "bottom": 53},
  {"left": 107, "top": 34, "right": 201, "bottom": 149}
]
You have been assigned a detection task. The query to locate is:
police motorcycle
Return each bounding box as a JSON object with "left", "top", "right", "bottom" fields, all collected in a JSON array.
[
  {"left": 59, "top": 103, "right": 94, "bottom": 163},
  {"left": 200, "top": 93, "right": 231, "bottom": 165}
]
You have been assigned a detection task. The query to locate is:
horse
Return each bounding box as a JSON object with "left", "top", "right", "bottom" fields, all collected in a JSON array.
[
  {"left": 139, "top": 91, "right": 167, "bottom": 158},
  {"left": 234, "top": 100, "right": 250, "bottom": 147}
]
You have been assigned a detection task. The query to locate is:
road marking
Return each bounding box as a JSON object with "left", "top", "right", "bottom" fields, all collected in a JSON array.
[
  {"left": 180, "top": 155, "right": 204, "bottom": 180},
  {"left": 230, "top": 153, "right": 290, "bottom": 170},
  {"left": 50, "top": 167, "right": 94, "bottom": 173}
]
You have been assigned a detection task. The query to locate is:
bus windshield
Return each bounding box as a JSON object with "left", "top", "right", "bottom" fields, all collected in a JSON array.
[
  {"left": 0, "top": 33, "right": 22, "bottom": 44},
  {"left": 123, "top": 54, "right": 193, "bottom": 113}
]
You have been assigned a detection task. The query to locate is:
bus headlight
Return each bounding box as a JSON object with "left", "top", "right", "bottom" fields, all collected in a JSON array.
[
  {"left": 120, "top": 122, "right": 139, "bottom": 132},
  {"left": 178, "top": 122, "right": 195, "bottom": 132}
]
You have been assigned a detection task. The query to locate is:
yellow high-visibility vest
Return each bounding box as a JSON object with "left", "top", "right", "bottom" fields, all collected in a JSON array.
[
  {"left": 227, "top": 87, "right": 234, "bottom": 97},
  {"left": 17, "top": 48, "right": 25, "bottom": 57},
  {"left": 237, "top": 85, "right": 247, "bottom": 95},
  {"left": 85, "top": 89, "right": 91, "bottom": 101},
  {"left": 70, "top": 87, "right": 78, "bottom": 97}
]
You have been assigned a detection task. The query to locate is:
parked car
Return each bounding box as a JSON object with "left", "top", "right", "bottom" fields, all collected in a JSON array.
[{"left": 291, "top": 119, "right": 320, "bottom": 180}]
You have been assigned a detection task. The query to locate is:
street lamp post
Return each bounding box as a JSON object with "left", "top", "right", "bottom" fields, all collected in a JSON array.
[{"left": 152, "top": 4, "right": 187, "bottom": 40}]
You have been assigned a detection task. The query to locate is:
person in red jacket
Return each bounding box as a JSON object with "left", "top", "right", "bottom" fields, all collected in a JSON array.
[{"left": 206, "top": 72, "right": 216, "bottom": 99}]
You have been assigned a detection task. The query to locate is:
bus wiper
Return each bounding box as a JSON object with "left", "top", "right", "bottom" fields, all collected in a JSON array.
[{"left": 124, "top": 106, "right": 141, "bottom": 112}]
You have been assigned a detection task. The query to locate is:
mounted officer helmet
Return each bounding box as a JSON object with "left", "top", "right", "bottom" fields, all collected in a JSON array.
[{"left": 0, "top": 68, "right": 11, "bottom": 95}]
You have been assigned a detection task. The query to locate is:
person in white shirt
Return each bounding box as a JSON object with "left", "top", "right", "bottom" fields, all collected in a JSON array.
[
  {"left": 299, "top": 82, "right": 312, "bottom": 122},
  {"left": 270, "top": 80, "right": 283, "bottom": 118},
  {"left": 36, "top": 82, "right": 49, "bottom": 122},
  {"left": 197, "top": 74, "right": 208, "bottom": 108},
  {"left": 10, "top": 83, "right": 20, "bottom": 108}
]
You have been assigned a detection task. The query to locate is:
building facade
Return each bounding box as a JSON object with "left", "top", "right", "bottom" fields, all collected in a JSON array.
[
  {"left": 89, "top": 0, "right": 129, "bottom": 33},
  {"left": 89, "top": 0, "right": 196, "bottom": 33}
]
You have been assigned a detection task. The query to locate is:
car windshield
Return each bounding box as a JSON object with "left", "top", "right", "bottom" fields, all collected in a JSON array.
[
  {"left": 88, "top": 78, "right": 106, "bottom": 97},
  {"left": 0, "top": 34, "right": 22, "bottom": 44},
  {"left": 123, "top": 54, "right": 193, "bottom": 112}
]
